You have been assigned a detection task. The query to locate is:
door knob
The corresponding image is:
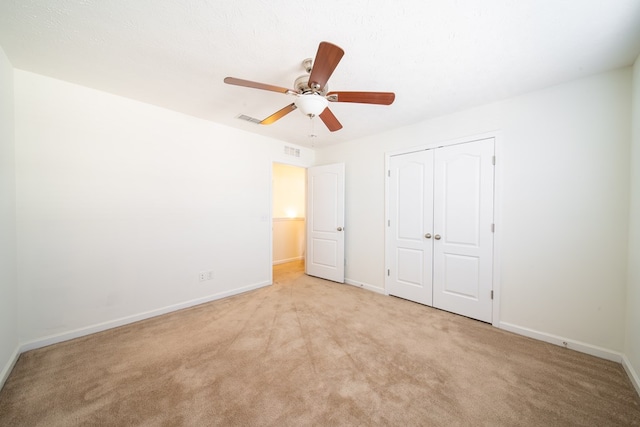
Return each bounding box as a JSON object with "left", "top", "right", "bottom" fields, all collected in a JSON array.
[
  {"left": 434, "top": 234, "right": 441, "bottom": 240},
  {"left": 425, "top": 233, "right": 432, "bottom": 239},
  {"left": 337, "top": 227, "right": 343, "bottom": 231}
]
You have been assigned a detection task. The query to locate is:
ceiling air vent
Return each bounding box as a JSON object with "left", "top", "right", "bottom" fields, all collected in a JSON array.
[
  {"left": 236, "top": 114, "right": 261, "bottom": 124},
  {"left": 284, "top": 146, "right": 300, "bottom": 157}
]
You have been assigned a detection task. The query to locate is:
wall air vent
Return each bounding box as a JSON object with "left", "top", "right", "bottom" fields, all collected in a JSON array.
[
  {"left": 236, "top": 114, "right": 261, "bottom": 124},
  {"left": 284, "top": 146, "right": 300, "bottom": 157}
]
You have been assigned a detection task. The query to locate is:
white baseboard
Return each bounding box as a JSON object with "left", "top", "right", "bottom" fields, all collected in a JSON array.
[
  {"left": 498, "top": 321, "right": 623, "bottom": 362},
  {"left": 0, "top": 345, "right": 20, "bottom": 391},
  {"left": 622, "top": 354, "right": 640, "bottom": 397},
  {"left": 344, "top": 278, "right": 386, "bottom": 295},
  {"left": 20, "top": 280, "right": 271, "bottom": 353},
  {"left": 273, "top": 256, "right": 304, "bottom": 265}
]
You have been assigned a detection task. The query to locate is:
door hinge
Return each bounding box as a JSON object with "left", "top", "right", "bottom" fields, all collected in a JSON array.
[
  {"left": 388, "top": 219, "right": 390, "bottom": 226},
  {"left": 388, "top": 170, "right": 391, "bottom": 177},
  {"left": 491, "top": 223, "right": 495, "bottom": 232},
  {"left": 387, "top": 269, "right": 390, "bottom": 276},
  {"left": 492, "top": 156, "right": 496, "bottom": 165},
  {"left": 491, "top": 290, "right": 494, "bottom": 300}
]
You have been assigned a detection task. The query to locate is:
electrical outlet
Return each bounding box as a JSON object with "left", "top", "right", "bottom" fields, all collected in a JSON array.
[{"left": 199, "top": 271, "right": 214, "bottom": 282}]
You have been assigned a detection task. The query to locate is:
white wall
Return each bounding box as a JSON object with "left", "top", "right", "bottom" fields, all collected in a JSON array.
[
  {"left": 272, "top": 219, "right": 305, "bottom": 264},
  {"left": 627, "top": 55, "right": 640, "bottom": 388},
  {"left": 0, "top": 46, "right": 18, "bottom": 386},
  {"left": 14, "top": 70, "right": 314, "bottom": 345},
  {"left": 272, "top": 163, "right": 305, "bottom": 218},
  {"left": 316, "top": 68, "right": 632, "bottom": 353}
]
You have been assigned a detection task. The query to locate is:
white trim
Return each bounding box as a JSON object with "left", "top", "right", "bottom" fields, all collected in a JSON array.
[
  {"left": 499, "top": 321, "right": 623, "bottom": 362},
  {"left": 622, "top": 355, "right": 640, "bottom": 397},
  {"left": 273, "top": 256, "right": 304, "bottom": 265},
  {"left": 270, "top": 161, "right": 309, "bottom": 286},
  {"left": 385, "top": 130, "right": 502, "bottom": 157},
  {"left": 268, "top": 163, "right": 274, "bottom": 287},
  {"left": 19, "top": 280, "right": 271, "bottom": 352},
  {"left": 491, "top": 132, "right": 503, "bottom": 327},
  {"left": 345, "top": 278, "right": 386, "bottom": 295},
  {"left": 0, "top": 346, "right": 20, "bottom": 391},
  {"left": 384, "top": 152, "right": 392, "bottom": 296}
]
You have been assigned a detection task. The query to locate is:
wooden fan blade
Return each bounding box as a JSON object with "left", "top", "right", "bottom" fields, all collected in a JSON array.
[
  {"left": 308, "top": 42, "right": 344, "bottom": 91},
  {"left": 327, "top": 91, "right": 395, "bottom": 105},
  {"left": 319, "top": 107, "right": 343, "bottom": 132},
  {"left": 260, "top": 103, "right": 297, "bottom": 125},
  {"left": 224, "top": 77, "right": 293, "bottom": 94}
]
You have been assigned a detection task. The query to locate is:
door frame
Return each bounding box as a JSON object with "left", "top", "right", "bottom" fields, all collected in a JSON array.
[
  {"left": 269, "top": 161, "right": 308, "bottom": 286},
  {"left": 384, "top": 131, "right": 503, "bottom": 327}
]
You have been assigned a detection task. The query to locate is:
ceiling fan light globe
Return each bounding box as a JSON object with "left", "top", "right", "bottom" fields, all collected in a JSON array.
[{"left": 295, "top": 94, "right": 328, "bottom": 117}]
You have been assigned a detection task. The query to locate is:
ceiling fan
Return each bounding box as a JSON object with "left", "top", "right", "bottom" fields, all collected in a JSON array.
[{"left": 224, "top": 41, "right": 395, "bottom": 132}]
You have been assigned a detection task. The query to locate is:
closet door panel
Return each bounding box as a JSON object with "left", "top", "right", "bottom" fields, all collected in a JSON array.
[
  {"left": 433, "top": 139, "right": 494, "bottom": 322},
  {"left": 386, "top": 150, "right": 434, "bottom": 305}
]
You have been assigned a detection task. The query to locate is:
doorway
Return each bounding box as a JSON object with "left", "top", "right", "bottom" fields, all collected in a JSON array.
[{"left": 272, "top": 163, "right": 307, "bottom": 270}]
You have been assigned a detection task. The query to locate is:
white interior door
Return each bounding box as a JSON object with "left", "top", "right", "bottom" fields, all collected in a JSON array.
[
  {"left": 306, "top": 163, "right": 345, "bottom": 283},
  {"left": 432, "top": 139, "right": 495, "bottom": 322},
  {"left": 386, "top": 150, "right": 434, "bottom": 305}
]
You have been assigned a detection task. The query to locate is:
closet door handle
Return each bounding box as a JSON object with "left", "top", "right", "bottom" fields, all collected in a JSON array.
[
  {"left": 434, "top": 234, "right": 441, "bottom": 240},
  {"left": 425, "top": 233, "right": 432, "bottom": 239}
]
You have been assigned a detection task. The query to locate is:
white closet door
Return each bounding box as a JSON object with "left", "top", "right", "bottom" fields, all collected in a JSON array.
[
  {"left": 432, "top": 139, "right": 494, "bottom": 322},
  {"left": 386, "top": 150, "right": 434, "bottom": 305}
]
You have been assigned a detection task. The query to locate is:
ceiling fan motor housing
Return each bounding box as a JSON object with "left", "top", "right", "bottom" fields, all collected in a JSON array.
[{"left": 294, "top": 74, "right": 327, "bottom": 95}]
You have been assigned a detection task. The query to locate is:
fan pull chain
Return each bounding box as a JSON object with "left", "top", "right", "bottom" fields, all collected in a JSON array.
[{"left": 309, "top": 116, "right": 317, "bottom": 147}]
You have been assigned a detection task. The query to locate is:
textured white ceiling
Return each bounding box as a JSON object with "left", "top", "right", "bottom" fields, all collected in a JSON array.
[{"left": 1, "top": 0, "right": 640, "bottom": 148}]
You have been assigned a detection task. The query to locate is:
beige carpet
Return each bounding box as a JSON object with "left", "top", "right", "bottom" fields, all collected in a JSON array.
[{"left": 1, "top": 260, "right": 639, "bottom": 426}]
